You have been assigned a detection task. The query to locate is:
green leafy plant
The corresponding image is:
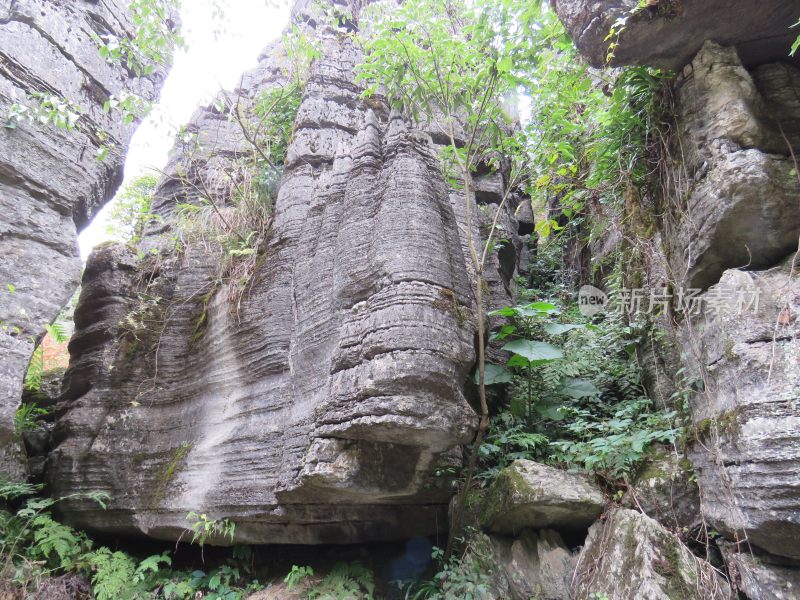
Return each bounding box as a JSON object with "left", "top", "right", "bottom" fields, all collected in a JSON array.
[
  {"left": 23, "top": 321, "right": 70, "bottom": 392},
  {"left": 106, "top": 173, "right": 160, "bottom": 245},
  {"left": 5, "top": 92, "right": 82, "bottom": 131},
  {"left": 400, "top": 542, "right": 491, "bottom": 600},
  {"left": 14, "top": 403, "right": 48, "bottom": 433},
  {"left": 5, "top": 0, "right": 183, "bottom": 162},
  {"left": 94, "top": 0, "right": 184, "bottom": 76},
  {"left": 307, "top": 561, "right": 375, "bottom": 600},
  {"left": 480, "top": 299, "right": 681, "bottom": 482},
  {"left": 185, "top": 512, "right": 236, "bottom": 547},
  {"left": 0, "top": 480, "right": 259, "bottom": 599},
  {"left": 285, "top": 564, "right": 314, "bottom": 591}
]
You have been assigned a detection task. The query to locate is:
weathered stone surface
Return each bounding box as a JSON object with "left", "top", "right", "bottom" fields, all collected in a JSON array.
[
  {"left": 720, "top": 543, "right": 800, "bottom": 600},
  {"left": 681, "top": 259, "right": 800, "bottom": 560},
  {"left": 665, "top": 42, "right": 800, "bottom": 291},
  {"left": 480, "top": 460, "right": 605, "bottom": 535},
  {"left": 45, "top": 15, "right": 522, "bottom": 544},
  {"left": 0, "top": 0, "right": 168, "bottom": 478},
  {"left": 624, "top": 446, "right": 701, "bottom": 532},
  {"left": 553, "top": 0, "right": 800, "bottom": 70},
  {"left": 573, "top": 508, "right": 730, "bottom": 600},
  {"left": 486, "top": 529, "right": 576, "bottom": 600}
]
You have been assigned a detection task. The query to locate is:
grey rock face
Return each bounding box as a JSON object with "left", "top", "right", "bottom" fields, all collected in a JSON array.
[
  {"left": 0, "top": 0, "right": 167, "bottom": 478},
  {"left": 573, "top": 508, "right": 730, "bottom": 600},
  {"left": 45, "top": 21, "right": 522, "bottom": 543},
  {"left": 682, "top": 259, "right": 800, "bottom": 560},
  {"left": 666, "top": 42, "right": 800, "bottom": 291},
  {"left": 553, "top": 0, "right": 800, "bottom": 70},
  {"left": 624, "top": 447, "right": 701, "bottom": 532},
  {"left": 487, "top": 529, "right": 576, "bottom": 600},
  {"left": 480, "top": 460, "right": 606, "bottom": 535},
  {"left": 720, "top": 543, "right": 800, "bottom": 600}
]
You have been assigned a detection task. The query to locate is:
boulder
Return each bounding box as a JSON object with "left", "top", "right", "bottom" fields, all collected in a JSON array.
[
  {"left": 0, "top": 0, "right": 169, "bottom": 478},
  {"left": 624, "top": 447, "right": 701, "bottom": 532},
  {"left": 552, "top": 0, "right": 800, "bottom": 70},
  {"left": 487, "top": 529, "right": 576, "bottom": 600},
  {"left": 480, "top": 460, "right": 606, "bottom": 535},
  {"left": 682, "top": 259, "right": 800, "bottom": 560},
  {"left": 455, "top": 530, "right": 575, "bottom": 600},
  {"left": 45, "top": 9, "right": 522, "bottom": 544},
  {"left": 573, "top": 508, "right": 730, "bottom": 599},
  {"left": 720, "top": 543, "right": 800, "bottom": 600},
  {"left": 665, "top": 42, "right": 800, "bottom": 291}
]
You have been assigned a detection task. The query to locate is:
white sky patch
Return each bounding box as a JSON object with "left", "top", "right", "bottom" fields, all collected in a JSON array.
[{"left": 78, "top": 0, "right": 290, "bottom": 259}]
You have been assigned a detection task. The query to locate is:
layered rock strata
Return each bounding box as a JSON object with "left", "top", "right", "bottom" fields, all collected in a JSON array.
[
  {"left": 0, "top": 0, "right": 168, "bottom": 479},
  {"left": 46, "top": 15, "right": 523, "bottom": 543}
]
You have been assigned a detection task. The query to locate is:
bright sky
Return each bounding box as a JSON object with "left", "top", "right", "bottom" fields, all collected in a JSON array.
[{"left": 78, "top": 0, "right": 291, "bottom": 259}]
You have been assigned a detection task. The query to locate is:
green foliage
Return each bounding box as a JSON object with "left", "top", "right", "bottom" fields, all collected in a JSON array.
[
  {"left": 185, "top": 512, "right": 236, "bottom": 546},
  {"left": 4, "top": 0, "right": 183, "bottom": 161},
  {"left": 23, "top": 321, "right": 70, "bottom": 393},
  {"left": 283, "top": 562, "right": 374, "bottom": 599},
  {"left": 480, "top": 301, "right": 681, "bottom": 481},
  {"left": 401, "top": 543, "right": 491, "bottom": 600},
  {"left": 5, "top": 92, "right": 82, "bottom": 131},
  {"left": 284, "top": 564, "right": 314, "bottom": 590},
  {"left": 0, "top": 480, "right": 258, "bottom": 599},
  {"left": 307, "top": 561, "right": 375, "bottom": 599},
  {"left": 792, "top": 19, "right": 800, "bottom": 56},
  {"left": 85, "top": 548, "right": 139, "bottom": 599},
  {"left": 103, "top": 89, "right": 152, "bottom": 126},
  {"left": 94, "top": 0, "right": 185, "bottom": 76},
  {"left": 357, "top": 0, "right": 516, "bottom": 167},
  {"left": 106, "top": 174, "right": 160, "bottom": 244}
]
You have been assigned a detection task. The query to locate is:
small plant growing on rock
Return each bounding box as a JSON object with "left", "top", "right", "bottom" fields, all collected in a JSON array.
[
  {"left": 185, "top": 512, "right": 236, "bottom": 548},
  {"left": 284, "top": 564, "right": 314, "bottom": 591}
]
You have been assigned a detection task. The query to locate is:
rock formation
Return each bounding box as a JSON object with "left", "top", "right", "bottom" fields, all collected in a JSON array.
[
  {"left": 553, "top": 0, "right": 800, "bottom": 70},
  {"left": 479, "top": 460, "right": 606, "bottom": 535},
  {"left": 0, "top": 0, "right": 169, "bottom": 479},
  {"left": 556, "top": 0, "right": 800, "bottom": 595},
  {"left": 44, "top": 11, "right": 523, "bottom": 544},
  {"left": 682, "top": 261, "right": 800, "bottom": 560},
  {"left": 573, "top": 508, "right": 731, "bottom": 600},
  {"left": 2, "top": 0, "right": 797, "bottom": 596},
  {"left": 665, "top": 41, "right": 800, "bottom": 290}
]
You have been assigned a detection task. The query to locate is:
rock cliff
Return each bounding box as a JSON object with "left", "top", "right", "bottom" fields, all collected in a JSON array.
[
  {"left": 556, "top": 0, "right": 800, "bottom": 595},
  {"left": 45, "top": 11, "right": 523, "bottom": 544},
  {"left": 0, "top": 0, "right": 169, "bottom": 479}
]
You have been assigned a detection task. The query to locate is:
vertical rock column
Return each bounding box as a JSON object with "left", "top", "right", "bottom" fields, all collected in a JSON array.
[{"left": 0, "top": 0, "right": 168, "bottom": 478}]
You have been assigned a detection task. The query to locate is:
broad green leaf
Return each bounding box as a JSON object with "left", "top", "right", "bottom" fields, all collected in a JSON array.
[
  {"left": 502, "top": 339, "right": 563, "bottom": 363},
  {"left": 560, "top": 377, "right": 601, "bottom": 399},
  {"left": 544, "top": 323, "right": 585, "bottom": 335},
  {"left": 535, "top": 399, "right": 567, "bottom": 421},
  {"left": 475, "top": 362, "right": 513, "bottom": 385}
]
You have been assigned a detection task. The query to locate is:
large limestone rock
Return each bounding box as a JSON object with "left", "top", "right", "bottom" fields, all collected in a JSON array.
[
  {"left": 486, "top": 529, "right": 576, "bottom": 600},
  {"left": 665, "top": 42, "right": 800, "bottom": 290},
  {"left": 553, "top": 0, "right": 800, "bottom": 70},
  {"left": 573, "top": 508, "right": 730, "bottom": 600},
  {"left": 0, "top": 0, "right": 168, "bottom": 478},
  {"left": 624, "top": 447, "right": 700, "bottom": 533},
  {"left": 45, "top": 12, "right": 524, "bottom": 544},
  {"left": 480, "top": 460, "right": 606, "bottom": 535},
  {"left": 720, "top": 543, "right": 800, "bottom": 600},
  {"left": 682, "top": 259, "right": 800, "bottom": 560}
]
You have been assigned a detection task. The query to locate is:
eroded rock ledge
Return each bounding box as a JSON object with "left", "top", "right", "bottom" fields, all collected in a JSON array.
[{"left": 553, "top": 0, "right": 800, "bottom": 70}]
